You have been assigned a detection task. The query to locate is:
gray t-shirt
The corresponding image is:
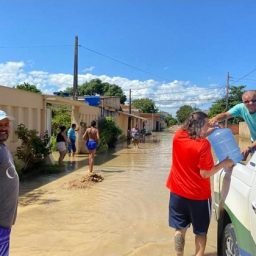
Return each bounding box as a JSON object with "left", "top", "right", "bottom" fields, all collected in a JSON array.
[{"left": 0, "top": 143, "right": 19, "bottom": 228}]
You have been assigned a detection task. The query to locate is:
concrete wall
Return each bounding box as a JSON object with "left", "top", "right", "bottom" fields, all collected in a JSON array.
[
  {"left": 116, "top": 112, "right": 129, "bottom": 137},
  {"left": 0, "top": 86, "right": 45, "bottom": 152},
  {"left": 0, "top": 86, "right": 101, "bottom": 154}
]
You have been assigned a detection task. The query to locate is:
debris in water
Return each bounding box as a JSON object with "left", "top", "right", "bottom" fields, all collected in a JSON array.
[{"left": 66, "top": 173, "right": 104, "bottom": 189}]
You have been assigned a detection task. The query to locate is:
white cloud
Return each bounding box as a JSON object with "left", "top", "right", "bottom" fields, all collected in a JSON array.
[
  {"left": 0, "top": 61, "right": 225, "bottom": 115},
  {"left": 83, "top": 66, "right": 95, "bottom": 72}
]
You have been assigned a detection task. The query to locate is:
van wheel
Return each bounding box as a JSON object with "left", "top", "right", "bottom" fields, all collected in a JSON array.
[{"left": 221, "top": 223, "right": 240, "bottom": 256}]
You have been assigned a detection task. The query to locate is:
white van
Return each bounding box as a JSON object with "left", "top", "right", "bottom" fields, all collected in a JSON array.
[{"left": 213, "top": 152, "right": 256, "bottom": 255}]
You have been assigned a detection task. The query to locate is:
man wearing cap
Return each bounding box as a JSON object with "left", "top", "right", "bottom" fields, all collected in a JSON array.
[
  {"left": 209, "top": 90, "right": 256, "bottom": 159},
  {"left": 0, "top": 110, "right": 19, "bottom": 256}
]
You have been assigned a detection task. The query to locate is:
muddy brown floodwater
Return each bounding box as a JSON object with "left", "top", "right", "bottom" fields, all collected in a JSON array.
[{"left": 11, "top": 131, "right": 231, "bottom": 256}]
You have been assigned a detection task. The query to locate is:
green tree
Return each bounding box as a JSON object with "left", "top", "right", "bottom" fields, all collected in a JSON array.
[
  {"left": 51, "top": 105, "right": 71, "bottom": 136},
  {"left": 79, "top": 79, "right": 105, "bottom": 96},
  {"left": 98, "top": 117, "right": 122, "bottom": 149},
  {"left": 176, "top": 105, "right": 195, "bottom": 123},
  {"left": 15, "top": 82, "right": 42, "bottom": 94},
  {"left": 132, "top": 98, "right": 158, "bottom": 113},
  {"left": 165, "top": 114, "right": 178, "bottom": 127},
  {"left": 64, "top": 79, "right": 127, "bottom": 104},
  {"left": 103, "top": 83, "right": 127, "bottom": 104},
  {"left": 208, "top": 85, "right": 245, "bottom": 124}
]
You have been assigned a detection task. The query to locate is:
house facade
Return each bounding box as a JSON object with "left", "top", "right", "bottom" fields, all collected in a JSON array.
[{"left": 0, "top": 86, "right": 99, "bottom": 153}]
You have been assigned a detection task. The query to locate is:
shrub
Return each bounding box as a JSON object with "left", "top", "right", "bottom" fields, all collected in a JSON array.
[
  {"left": 15, "top": 124, "right": 51, "bottom": 173},
  {"left": 98, "top": 117, "right": 122, "bottom": 148},
  {"left": 50, "top": 135, "right": 57, "bottom": 151}
]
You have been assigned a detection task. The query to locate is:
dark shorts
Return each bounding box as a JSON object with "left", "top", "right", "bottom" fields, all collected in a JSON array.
[
  {"left": 68, "top": 139, "right": 76, "bottom": 153},
  {"left": 86, "top": 140, "right": 97, "bottom": 151},
  {"left": 169, "top": 192, "right": 212, "bottom": 235},
  {"left": 0, "top": 226, "right": 11, "bottom": 256}
]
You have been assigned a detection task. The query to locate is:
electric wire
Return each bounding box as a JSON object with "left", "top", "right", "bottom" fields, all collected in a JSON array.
[
  {"left": 79, "top": 45, "right": 168, "bottom": 81},
  {"left": 232, "top": 68, "right": 256, "bottom": 83},
  {"left": 0, "top": 44, "right": 73, "bottom": 49}
]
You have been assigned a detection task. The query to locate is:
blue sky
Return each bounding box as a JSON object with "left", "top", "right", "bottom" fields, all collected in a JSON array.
[{"left": 0, "top": 0, "right": 256, "bottom": 116}]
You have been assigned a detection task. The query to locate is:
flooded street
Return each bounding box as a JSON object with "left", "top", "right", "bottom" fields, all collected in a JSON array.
[{"left": 11, "top": 132, "right": 218, "bottom": 256}]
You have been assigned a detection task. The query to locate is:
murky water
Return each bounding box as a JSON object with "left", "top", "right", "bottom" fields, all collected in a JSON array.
[{"left": 11, "top": 132, "right": 222, "bottom": 256}]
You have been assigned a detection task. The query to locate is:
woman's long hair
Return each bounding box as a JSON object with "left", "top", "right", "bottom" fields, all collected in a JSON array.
[{"left": 182, "top": 111, "right": 208, "bottom": 139}]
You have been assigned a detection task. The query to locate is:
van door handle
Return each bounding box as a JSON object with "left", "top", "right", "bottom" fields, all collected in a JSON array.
[{"left": 252, "top": 202, "right": 256, "bottom": 213}]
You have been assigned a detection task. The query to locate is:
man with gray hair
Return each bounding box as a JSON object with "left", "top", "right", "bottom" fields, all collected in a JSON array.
[
  {"left": 0, "top": 110, "right": 19, "bottom": 256},
  {"left": 209, "top": 90, "right": 256, "bottom": 159}
]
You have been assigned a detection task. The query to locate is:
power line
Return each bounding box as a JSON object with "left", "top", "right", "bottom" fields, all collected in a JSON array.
[
  {"left": 79, "top": 45, "right": 168, "bottom": 81},
  {"left": 0, "top": 42, "right": 168, "bottom": 81},
  {"left": 127, "top": 88, "right": 225, "bottom": 97},
  {"left": 0, "top": 44, "right": 73, "bottom": 49},
  {"left": 232, "top": 67, "right": 256, "bottom": 83},
  {"left": 152, "top": 97, "right": 222, "bottom": 103},
  {"left": 0, "top": 42, "right": 227, "bottom": 97},
  {"left": 232, "top": 78, "right": 256, "bottom": 82},
  {"left": 123, "top": 85, "right": 225, "bottom": 94}
]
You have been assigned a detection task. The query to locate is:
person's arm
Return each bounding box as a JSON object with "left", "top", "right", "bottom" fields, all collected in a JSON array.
[
  {"left": 200, "top": 158, "right": 234, "bottom": 178},
  {"left": 209, "top": 112, "right": 233, "bottom": 126},
  {"left": 82, "top": 129, "right": 88, "bottom": 141},
  {"left": 62, "top": 131, "right": 68, "bottom": 142}
]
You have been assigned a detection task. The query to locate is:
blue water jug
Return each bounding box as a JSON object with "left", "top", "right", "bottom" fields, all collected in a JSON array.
[{"left": 208, "top": 128, "right": 243, "bottom": 164}]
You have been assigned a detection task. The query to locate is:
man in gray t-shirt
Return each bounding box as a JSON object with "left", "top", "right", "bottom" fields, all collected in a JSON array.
[{"left": 0, "top": 110, "right": 19, "bottom": 256}]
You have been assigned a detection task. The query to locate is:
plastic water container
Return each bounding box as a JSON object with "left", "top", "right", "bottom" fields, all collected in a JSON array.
[{"left": 208, "top": 128, "right": 243, "bottom": 164}]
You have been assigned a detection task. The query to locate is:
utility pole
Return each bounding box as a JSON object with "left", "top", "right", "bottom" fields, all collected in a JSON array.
[
  {"left": 73, "top": 35, "right": 78, "bottom": 100},
  {"left": 225, "top": 72, "right": 230, "bottom": 128},
  {"left": 128, "top": 89, "right": 131, "bottom": 132}
]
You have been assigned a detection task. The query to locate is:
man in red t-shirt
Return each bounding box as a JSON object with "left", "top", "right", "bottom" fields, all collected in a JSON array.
[{"left": 166, "top": 111, "right": 234, "bottom": 256}]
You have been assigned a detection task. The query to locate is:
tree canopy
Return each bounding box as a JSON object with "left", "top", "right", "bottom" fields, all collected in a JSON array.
[
  {"left": 164, "top": 114, "right": 178, "bottom": 127},
  {"left": 15, "top": 82, "right": 42, "bottom": 94},
  {"left": 51, "top": 105, "right": 71, "bottom": 136},
  {"left": 208, "top": 85, "right": 245, "bottom": 124},
  {"left": 132, "top": 98, "right": 158, "bottom": 113},
  {"left": 64, "top": 79, "right": 127, "bottom": 104},
  {"left": 176, "top": 105, "right": 198, "bottom": 123}
]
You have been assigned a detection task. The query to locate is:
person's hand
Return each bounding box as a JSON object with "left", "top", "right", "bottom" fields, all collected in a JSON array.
[
  {"left": 222, "top": 158, "right": 235, "bottom": 171},
  {"left": 241, "top": 146, "right": 251, "bottom": 161},
  {"left": 208, "top": 117, "right": 218, "bottom": 127}
]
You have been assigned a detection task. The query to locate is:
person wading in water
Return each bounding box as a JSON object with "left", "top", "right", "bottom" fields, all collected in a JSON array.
[{"left": 83, "top": 120, "right": 100, "bottom": 173}]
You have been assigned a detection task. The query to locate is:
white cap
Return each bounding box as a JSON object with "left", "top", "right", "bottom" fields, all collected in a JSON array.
[{"left": 0, "top": 110, "right": 14, "bottom": 121}]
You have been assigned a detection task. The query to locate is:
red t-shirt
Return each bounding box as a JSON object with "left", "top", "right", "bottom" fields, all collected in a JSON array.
[{"left": 166, "top": 129, "right": 214, "bottom": 200}]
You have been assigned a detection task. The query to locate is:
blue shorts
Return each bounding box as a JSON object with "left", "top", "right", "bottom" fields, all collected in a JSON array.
[
  {"left": 169, "top": 192, "right": 212, "bottom": 235},
  {"left": 0, "top": 226, "right": 11, "bottom": 256},
  {"left": 86, "top": 140, "right": 97, "bottom": 151},
  {"left": 68, "top": 139, "right": 76, "bottom": 153}
]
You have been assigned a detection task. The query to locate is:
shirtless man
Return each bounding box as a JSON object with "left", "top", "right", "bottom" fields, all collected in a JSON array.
[{"left": 83, "top": 120, "right": 100, "bottom": 173}]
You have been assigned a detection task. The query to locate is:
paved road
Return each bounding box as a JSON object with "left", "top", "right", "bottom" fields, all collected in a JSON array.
[{"left": 11, "top": 132, "right": 217, "bottom": 256}]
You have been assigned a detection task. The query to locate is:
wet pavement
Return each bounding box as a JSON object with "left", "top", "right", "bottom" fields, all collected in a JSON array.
[{"left": 11, "top": 132, "right": 218, "bottom": 256}]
